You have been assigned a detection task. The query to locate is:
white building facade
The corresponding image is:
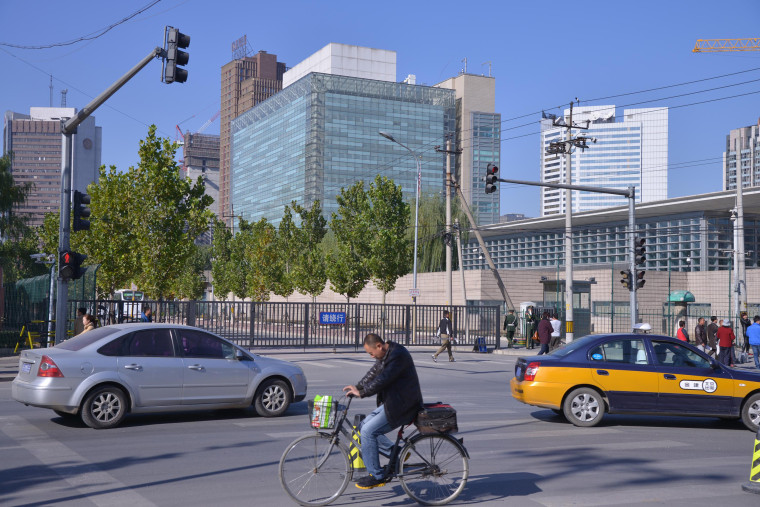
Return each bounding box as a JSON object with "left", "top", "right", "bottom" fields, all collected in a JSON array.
[
  {"left": 723, "top": 118, "right": 760, "bottom": 190},
  {"left": 282, "top": 43, "right": 396, "bottom": 88},
  {"left": 540, "top": 105, "right": 668, "bottom": 216}
]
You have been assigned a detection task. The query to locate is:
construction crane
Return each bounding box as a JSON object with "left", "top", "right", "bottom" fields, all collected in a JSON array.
[
  {"left": 693, "top": 38, "right": 760, "bottom": 53},
  {"left": 175, "top": 125, "right": 185, "bottom": 146},
  {"left": 196, "top": 110, "right": 220, "bottom": 134}
]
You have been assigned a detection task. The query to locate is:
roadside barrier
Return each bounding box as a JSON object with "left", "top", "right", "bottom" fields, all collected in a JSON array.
[{"left": 742, "top": 426, "right": 760, "bottom": 494}]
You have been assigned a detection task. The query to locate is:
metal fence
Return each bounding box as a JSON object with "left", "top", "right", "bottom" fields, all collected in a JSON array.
[{"left": 66, "top": 299, "right": 501, "bottom": 350}]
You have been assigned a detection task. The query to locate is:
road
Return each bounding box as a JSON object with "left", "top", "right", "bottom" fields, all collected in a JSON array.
[{"left": 1, "top": 349, "right": 758, "bottom": 506}]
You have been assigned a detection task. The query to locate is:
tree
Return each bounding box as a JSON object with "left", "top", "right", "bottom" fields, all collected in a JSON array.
[
  {"left": 0, "top": 152, "right": 32, "bottom": 241},
  {"left": 239, "top": 218, "right": 278, "bottom": 302},
  {"left": 366, "top": 175, "right": 411, "bottom": 306},
  {"left": 210, "top": 219, "right": 235, "bottom": 300},
  {"left": 292, "top": 201, "right": 327, "bottom": 302},
  {"left": 414, "top": 193, "right": 470, "bottom": 273},
  {"left": 327, "top": 182, "right": 370, "bottom": 303},
  {"left": 173, "top": 244, "right": 210, "bottom": 300},
  {"left": 83, "top": 126, "right": 214, "bottom": 298},
  {"left": 273, "top": 204, "right": 298, "bottom": 300}
]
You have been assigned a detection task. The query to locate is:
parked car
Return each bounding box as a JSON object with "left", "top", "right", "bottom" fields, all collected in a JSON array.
[
  {"left": 12, "top": 323, "right": 307, "bottom": 429},
  {"left": 510, "top": 333, "right": 760, "bottom": 431}
]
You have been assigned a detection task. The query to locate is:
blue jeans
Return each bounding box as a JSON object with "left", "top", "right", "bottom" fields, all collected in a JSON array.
[
  {"left": 537, "top": 343, "right": 550, "bottom": 355},
  {"left": 752, "top": 344, "right": 760, "bottom": 369},
  {"left": 359, "top": 405, "right": 393, "bottom": 479}
]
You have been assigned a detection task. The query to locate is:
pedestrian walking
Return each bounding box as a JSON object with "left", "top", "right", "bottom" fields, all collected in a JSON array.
[
  {"left": 503, "top": 309, "right": 517, "bottom": 348},
  {"left": 550, "top": 313, "right": 562, "bottom": 350},
  {"left": 717, "top": 320, "right": 736, "bottom": 366},
  {"left": 81, "top": 314, "right": 96, "bottom": 334},
  {"left": 536, "top": 311, "right": 552, "bottom": 355},
  {"left": 694, "top": 318, "right": 708, "bottom": 353},
  {"left": 740, "top": 312, "right": 751, "bottom": 355},
  {"left": 747, "top": 315, "right": 760, "bottom": 369},
  {"left": 525, "top": 306, "right": 538, "bottom": 350},
  {"left": 706, "top": 316, "right": 719, "bottom": 357},
  {"left": 676, "top": 320, "right": 690, "bottom": 342},
  {"left": 432, "top": 310, "right": 455, "bottom": 363}
]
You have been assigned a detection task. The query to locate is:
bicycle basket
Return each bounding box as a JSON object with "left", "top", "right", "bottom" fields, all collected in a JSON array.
[{"left": 308, "top": 395, "right": 339, "bottom": 429}]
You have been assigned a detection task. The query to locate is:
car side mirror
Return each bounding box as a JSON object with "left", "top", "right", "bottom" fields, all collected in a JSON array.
[
  {"left": 710, "top": 360, "right": 721, "bottom": 370},
  {"left": 235, "top": 349, "right": 245, "bottom": 360}
]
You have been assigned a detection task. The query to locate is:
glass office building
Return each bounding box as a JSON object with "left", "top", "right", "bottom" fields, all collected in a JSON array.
[
  {"left": 463, "top": 188, "right": 760, "bottom": 272},
  {"left": 230, "top": 73, "right": 456, "bottom": 224}
]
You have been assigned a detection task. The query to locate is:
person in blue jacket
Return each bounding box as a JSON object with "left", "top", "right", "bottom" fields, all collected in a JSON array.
[
  {"left": 746, "top": 315, "right": 760, "bottom": 369},
  {"left": 343, "top": 333, "right": 422, "bottom": 490}
]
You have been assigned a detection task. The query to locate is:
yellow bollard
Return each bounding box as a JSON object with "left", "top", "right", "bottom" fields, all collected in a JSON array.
[
  {"left": 349, "top": 414, "right": 365, "bottom": 470},
  {"left": 742, "top": 426, "right": 760, "bottom": 494}
]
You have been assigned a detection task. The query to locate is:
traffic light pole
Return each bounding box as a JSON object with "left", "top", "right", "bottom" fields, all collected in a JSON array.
[
  {"left": 492, "top": 176, "right": 640, "bottom": 331},
  {"left": 55, "top": 46, "right": 163, "bottom": 344}
]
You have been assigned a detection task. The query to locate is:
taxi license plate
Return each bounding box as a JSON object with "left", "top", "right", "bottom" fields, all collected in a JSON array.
[{"left": 21, "top": 362, "right": 32, "bottom": 374}]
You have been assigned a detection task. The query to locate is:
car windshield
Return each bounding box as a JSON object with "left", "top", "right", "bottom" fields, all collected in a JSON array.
[
  {"left": 548, "top": 334, "right": 600, "bottom": 358},
  {"left": 55, "top": 327, "right": 121, "bottom": 351}
]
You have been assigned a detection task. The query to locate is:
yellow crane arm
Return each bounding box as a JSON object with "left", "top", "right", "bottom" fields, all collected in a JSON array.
[{"left": 693, "top": 38, "right": 760, "bottom": 53}]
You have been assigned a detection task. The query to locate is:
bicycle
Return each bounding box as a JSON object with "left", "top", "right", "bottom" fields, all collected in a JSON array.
[{"left": 279, "top": 395, "right": 469, "bottom": 506}]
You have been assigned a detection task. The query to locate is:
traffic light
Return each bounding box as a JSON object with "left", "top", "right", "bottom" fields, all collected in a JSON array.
[
  {"left": 164, "top": 27, "right": 190, "bottom": 84},
  {"left": 59, "top": 251, "right": 87, "bottom": 281},
  {"left": 636, "top": 269, "right": 646, "bottom": 289},
  {"left": 634, "top": 237, "right": 646, "bottom": 266},
  {"left": 73, "top": 190, "right": 91, "bottom": 232},
  {"left": 485, "top": 163, "right": 498, "bottom": 194},
  {"left": 620, "top": 269, "right": 633, "bottom": 290}
]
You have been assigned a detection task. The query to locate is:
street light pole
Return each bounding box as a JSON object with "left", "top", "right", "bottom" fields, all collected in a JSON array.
[{"left": 379, "top": 131, "right": 421, "bottom": 340}]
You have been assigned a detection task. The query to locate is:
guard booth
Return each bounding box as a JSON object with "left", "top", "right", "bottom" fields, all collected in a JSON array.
[
  {"left": 662, "top": 290, "right": 695, "bottom": 337},
  {"left": 540, "top": 278, "right": 596, "bottom": 339}
]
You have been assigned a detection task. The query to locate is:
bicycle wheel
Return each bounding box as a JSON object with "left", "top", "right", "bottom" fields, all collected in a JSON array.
[
  {"left": 279, "top": 433, "right": 353, "bottom": 506},
  {"left": 398, "top": 434, "right": 469, "bottom": 506}
]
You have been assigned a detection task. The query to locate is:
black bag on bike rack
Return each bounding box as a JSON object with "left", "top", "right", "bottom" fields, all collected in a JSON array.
[{"left": 415, "top": 402, "right": 458, "bottom": 434}]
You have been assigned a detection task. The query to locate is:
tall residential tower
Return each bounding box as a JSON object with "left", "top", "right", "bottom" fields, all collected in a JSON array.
[{"left": 724, "top": 118, "right": 760, "bottom": 190}]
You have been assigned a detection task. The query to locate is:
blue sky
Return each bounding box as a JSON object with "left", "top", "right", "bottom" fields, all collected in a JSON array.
[{"left": 2, "top": 0, "right": 759, "bottom": 218}]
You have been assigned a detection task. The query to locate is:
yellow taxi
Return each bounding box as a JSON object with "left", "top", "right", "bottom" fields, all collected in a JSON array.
[{"left": 510, "top": 333, "right": 760, "bottom": 431}]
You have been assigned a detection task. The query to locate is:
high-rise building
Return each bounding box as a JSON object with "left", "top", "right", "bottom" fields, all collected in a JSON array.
[
  {"left": 434, "top": 73, "right": 500, "bottom": 225},
  {"left": 183, "top": 132, "right": 220, "bottom": 244},
  {"left": 282, "top": 43, "right": 396, "bottom": 89},
  {"left": 540, "top": 105, "right": 668, "bottom": 216},
  {"left": 230, "top": 72, "right": 455, "bottom": 224},
  {"left": 723, "top": 118, "right": 760, "bottom": 190},
  {"left": 220, "top": 50, "right": 286, "bottom": 223},
  {"left": 3, "top": 107, "right": 101, "bottom": 227}
]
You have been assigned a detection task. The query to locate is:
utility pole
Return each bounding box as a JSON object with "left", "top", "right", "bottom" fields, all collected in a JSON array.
[
  {"left": 435, "top": 139, "right": 462, "bottom": 312},
  {"left": 544, "top": 102, "right": 592, "bottom": 342},
  {"left": 736, "top": 184, "right": 748, "bottom": 318}
]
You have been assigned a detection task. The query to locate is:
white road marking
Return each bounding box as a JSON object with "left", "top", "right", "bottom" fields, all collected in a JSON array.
[
  {"left": 0, "top": 415, "right": 156, "bottom": 506},
  {"left": 537, "top": 481, "right": 743, "bottom": 506}
]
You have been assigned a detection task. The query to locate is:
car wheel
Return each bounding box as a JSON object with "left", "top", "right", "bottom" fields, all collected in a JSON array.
[
  {"left": 254, "top": 379, "right": 291, "bottom": 417},
  {"left": 741, "top": 393, "right": 760, "bottom": 432},
  {"left": 563, "top": 387, "right": 604, "bottom": 427},
  {"left": 81, "top": 385, "right": 128, "bottom": 429}
]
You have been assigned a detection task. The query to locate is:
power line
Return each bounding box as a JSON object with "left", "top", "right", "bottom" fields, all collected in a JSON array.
[{"left": 0, "top": 1, "right": 162, "bottom": 49}]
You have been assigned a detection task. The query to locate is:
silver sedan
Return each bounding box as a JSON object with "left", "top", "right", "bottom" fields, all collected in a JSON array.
[{"left": 12, "top": 323, "right": 307, "bottom": 429}]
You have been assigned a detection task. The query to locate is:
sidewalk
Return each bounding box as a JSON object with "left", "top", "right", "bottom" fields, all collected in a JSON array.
[{"left": 0, "top": 354, "right": 19, "bottom": 382}]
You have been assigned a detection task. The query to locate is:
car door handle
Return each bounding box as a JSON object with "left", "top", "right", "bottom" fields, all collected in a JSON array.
[
  {"left": 124, "top": 364, "right": 143, "bottom": 371},
  {"left": 663, "top": 374, "right": 676, "bottom": 380},
  {"left": 188, "top": 364, "right": 205, "bottom": 371},
  {"left": 596, "top": 370, "right": 609, "bottom": 376}
]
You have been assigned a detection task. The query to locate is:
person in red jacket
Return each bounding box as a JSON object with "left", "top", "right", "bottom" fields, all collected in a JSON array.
[
  {"left": 716, "top": 320, "right": 736, "bottom": 366},
  {"left": 536, "top": 311, "right": 553, "bottom": 355}
]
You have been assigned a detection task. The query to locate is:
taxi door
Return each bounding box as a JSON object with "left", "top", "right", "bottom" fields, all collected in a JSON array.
[
  {"left": 587, "top": 337, "right": 659, "bottom": 412},
  {"left": 650, "top": 339, "right": 735, "bottom": 415}
]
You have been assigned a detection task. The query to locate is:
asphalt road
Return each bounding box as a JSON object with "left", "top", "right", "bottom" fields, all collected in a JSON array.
[{"left": 1, "top": 349, "right": 759, "bottom": 506}]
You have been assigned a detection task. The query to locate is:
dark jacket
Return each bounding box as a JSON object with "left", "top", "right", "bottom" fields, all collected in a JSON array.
[
  {"left": 436, "top": 317, "right": 453, "bottom": 337},
  {"left": 503, "top": 313, "right": 517, "bottom": 330},
  {"left": 537, "top": 318, "right": 553, "bottom": 345},
  {"left": 740, "top": 316, "right": 751, "bottom": 338},
  {"left": 356, "top": 341, "right": 423, "bottom": 428},
  {"left": 707, "top": 322, "right": 719, "bottom": 348},
  {"left": 694, "top": 324, "right": 707, "bottom": 347}
]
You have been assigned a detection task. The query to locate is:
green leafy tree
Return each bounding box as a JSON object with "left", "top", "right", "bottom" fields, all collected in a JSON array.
[
  {"left": 82, "top": 126, "right": 214, "bottom": 298},
  {"left": 273, "top": 204, "right": 298, "bottom": 300},
  {"left": 327, "top": 182, "right": 370, "bottom": 303},
  {"left": 239, "top": 218, "right": 278, "bottom": 302},
  {"left": 210, "top": 219, "right": 235, "bottom": 300},
  {"left": 414, "top": 193, "right": 470, "bottom": 273},
  {"left": 366, "top": 175, "right": 411, "bottom": 305},
  {"left": 173, "top": 244, "right": 210, "bottom": 300},
  {"left": 292, "top": 201, "right": 328, "bottom": 302}
]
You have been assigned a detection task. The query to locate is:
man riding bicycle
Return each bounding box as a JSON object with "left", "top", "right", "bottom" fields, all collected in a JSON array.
[{"left": 343, "top": 333, "right": 423, "bottom": 490}]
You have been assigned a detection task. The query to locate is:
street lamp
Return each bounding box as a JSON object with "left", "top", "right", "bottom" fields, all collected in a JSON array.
[{"left": 379, "top": 131, "right": 421, "bottom": 302}]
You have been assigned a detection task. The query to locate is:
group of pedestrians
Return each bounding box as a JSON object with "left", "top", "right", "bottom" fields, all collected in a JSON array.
[
  {"left": 502, "top": 306, "right": 562, "bottom": 354},
  {"left": 682, "top": 314, "right": 760, "bottom": 369},
  {"left": 73, "top": 307, "right": 96, "bottom": 336}
]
